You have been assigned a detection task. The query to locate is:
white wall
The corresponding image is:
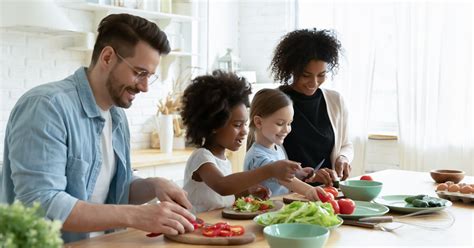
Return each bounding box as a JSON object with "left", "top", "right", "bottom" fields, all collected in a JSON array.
[
  {"left": 0, "top": 31, "right": 87, "bottom": 160},
  {"left": 238, "top": 0, "right": 294, "bottom": 84},
  {"left": 207, "top": 0, "right": 239, "bottom": 70}
]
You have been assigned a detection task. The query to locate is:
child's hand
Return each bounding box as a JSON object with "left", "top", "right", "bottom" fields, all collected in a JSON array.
[
  {"left": 304, "top": 186, "right": 326, "bottom": 201},
  {"left": 248, "top": 184, "right": 272, "bottom": 200},
  {"left": 296, "top": 167, "right": 314, "bottom": 180},
  {"left": 271, "top": 160, "right": 302, "bottom": 183}
]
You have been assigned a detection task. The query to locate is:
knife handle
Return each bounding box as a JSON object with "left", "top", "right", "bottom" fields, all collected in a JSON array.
[
  {"left": 146, "top": 232, "right": 162, "bottom": 237},
  {"left": 343, "top": 219, "right": 378, "bottom": 228},
  {"left": 359, "top": 216, "right": 394, "bottom": 223}
]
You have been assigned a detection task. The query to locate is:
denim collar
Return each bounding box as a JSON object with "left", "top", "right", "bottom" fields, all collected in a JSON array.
[{"left": 74, "top": 67, "right": 123, "bottom": 128}]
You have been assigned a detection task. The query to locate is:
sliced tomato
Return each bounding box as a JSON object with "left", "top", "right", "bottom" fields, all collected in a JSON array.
[
  {"left": 218, "top": 229, "right": 233, "bottom": 237},
  {"left": 244, "top": 197, "right": 253, "bottom": 203},
  {"left": 202, "top": 227, "right": 219, "bottom": 237},
  {"left": 212, "top": 222, "right": 230, "bottom": 230},
  {"left": 229, "top": 225, "right": 245, "bottom": 236},
  {"left": 191, "top": 218, "right": 204, "bottom": 229}
]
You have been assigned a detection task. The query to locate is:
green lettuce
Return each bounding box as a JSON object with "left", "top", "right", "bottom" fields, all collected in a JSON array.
[{"left": 256, "top": 201, "right": 341, "bottom": 227}]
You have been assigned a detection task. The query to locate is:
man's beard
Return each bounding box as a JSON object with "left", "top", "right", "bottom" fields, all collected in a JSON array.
[{"left": 106, "top": 71, "right": 139, "bottom": 108}]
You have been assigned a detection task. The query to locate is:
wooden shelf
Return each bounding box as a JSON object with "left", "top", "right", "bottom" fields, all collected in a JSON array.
[{"left": 60, "top": 2, "right": 196, "bottom": 22}]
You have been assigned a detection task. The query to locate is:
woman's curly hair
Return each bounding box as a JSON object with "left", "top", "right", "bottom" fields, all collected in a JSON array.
[
  {"left": 180, "top": 70, "right": 252, "bottom": 146},
  {"left": 270, "top": 28, "right": 342, "bottom": 84}
]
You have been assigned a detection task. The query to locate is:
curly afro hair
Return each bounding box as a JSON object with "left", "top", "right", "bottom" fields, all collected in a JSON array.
[
  {"left": 180, "top": 70, "right": 252, "bottom": 147},
  {"left": 270, "top": 28, "right": 342, "bottom": 84}
]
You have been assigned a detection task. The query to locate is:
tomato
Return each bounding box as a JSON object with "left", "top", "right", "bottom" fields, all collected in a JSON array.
[
  {"left": 202, "top": 228, "right": 220, "bottom": 237},
  {"left": 229, "top": 225, "right": 245, "bottom": 236},
  {"left": 259, "top": 204, "right": 270, "bottom": 211},
  {"left": 218, "top": 229, "right": 233, "bottom": 237},
  {"left": 317, "top": 190, "right": 334, "bottom": 203},
  {"left": 202, "top": 223, "right": 245, "bottom": 237},
  {"left": 191, "top": 218, "right": 204, "bottom": 229},
  {"left": 328, "top": 199, "right": 340, "bottom": 214},
  {"left": 323, "top": 187, "right": 339, "bottom": 198},
  {"left": 360, "top": 175, "right": 373, "bottom": 181},
  {"left": 338, "top": 198, "right": 356, "bottom": 214},
  {"left": 211, "top": 222, "right": 230, "bottom": 230},
  {"left": 244, "top": 197, "right": 253, "bottom": 203}
]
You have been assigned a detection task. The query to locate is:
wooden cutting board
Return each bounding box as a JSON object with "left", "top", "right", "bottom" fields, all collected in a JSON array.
[
  {"left": 282, "top": 193, "right": 309, "bottom": 204},
  {"left": 165, "top": 229, "right": 255, "bottom": 245},
  {"left": 283, "top": 192, "right": 344, "bottom": 204},
  {"left": 221, "top": 200, "right": 284, "bottom": 220}
]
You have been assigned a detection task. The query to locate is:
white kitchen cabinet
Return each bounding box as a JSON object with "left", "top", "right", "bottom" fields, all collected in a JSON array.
[
  {"left": 133, "top": 162, "right": 186, "bottom": 187},
  {"left": 131, "top": 149, "right": 193, "bottom": 187}
]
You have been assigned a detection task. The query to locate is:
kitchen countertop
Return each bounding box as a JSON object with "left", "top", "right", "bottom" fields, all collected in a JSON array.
[
  {"left": 66, "top": 169, "right": 474, "bottom": 247},
  {"left": 131, "top": 148, "right": 194, "bottom": 169}
]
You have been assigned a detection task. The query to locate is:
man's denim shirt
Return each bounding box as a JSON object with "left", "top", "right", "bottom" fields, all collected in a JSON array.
[{"left": 1, "top": 67, "right": 133, "bottom": 243}]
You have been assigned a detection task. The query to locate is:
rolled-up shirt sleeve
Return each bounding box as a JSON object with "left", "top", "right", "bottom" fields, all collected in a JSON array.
[{"left": 7, "top": 95, "right": 78, "bottom": 222}]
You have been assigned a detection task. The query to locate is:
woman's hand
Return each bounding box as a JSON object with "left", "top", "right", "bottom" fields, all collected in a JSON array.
[
  {"left": 296, "top": 167, "right": 315, "bottom": 180},
  {"left": 307, "top": 168, "right": 338, "bottom": 186},
  {"left": 335, "top": 155, "right": 351, "bottom": 180}
]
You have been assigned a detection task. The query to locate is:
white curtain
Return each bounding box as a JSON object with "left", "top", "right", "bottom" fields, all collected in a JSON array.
[
  {"left": 298, "top": 0, "right": 473, "bottom": 175},
  {"left": 395, "top": 2, "right": 473, "bottom": 174}
]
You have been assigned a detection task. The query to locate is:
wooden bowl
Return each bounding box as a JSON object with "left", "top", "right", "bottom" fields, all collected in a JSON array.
[{"left": 430, "top": 169, "right": 465, "bottom": 183}]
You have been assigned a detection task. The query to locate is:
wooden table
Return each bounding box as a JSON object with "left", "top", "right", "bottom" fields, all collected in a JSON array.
[{"left": 65, "top": 169, "right": 473, "bottom": 247}]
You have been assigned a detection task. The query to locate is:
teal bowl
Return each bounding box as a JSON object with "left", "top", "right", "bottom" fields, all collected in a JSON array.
[
  {"left": 263, "top": 223, "right": 329, "bottom": 248},
  {"left": 340, "top": 180, "right": 383, "bottom": 201}
]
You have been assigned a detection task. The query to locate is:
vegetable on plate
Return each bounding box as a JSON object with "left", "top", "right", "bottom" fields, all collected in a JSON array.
[{"left": 232, "top": 195, "right": 275, "bottom": 212}]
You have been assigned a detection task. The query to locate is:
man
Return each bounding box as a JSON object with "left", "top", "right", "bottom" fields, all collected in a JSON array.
[{"left": 1, "top": 14, "right": 194, "bottom": 243}]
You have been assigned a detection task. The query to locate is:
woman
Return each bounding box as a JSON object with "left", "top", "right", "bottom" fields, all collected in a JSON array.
[{"left": 270, "top": 28, "right": 354, "bottom": 186}]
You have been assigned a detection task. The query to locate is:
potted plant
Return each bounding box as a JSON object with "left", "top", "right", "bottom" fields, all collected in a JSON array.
[{"left": 0, "top": 201, "right": 63, "bottom": 247}]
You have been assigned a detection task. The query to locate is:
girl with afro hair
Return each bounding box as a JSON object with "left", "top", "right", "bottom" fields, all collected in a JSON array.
[
  {"left": 181, "top": 70, "right": 301, "bottom": 213},
  {"left": 270, "top": 28, "right": 354, "bottom": 186}
]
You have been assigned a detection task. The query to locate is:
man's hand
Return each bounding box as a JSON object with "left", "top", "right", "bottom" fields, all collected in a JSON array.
[
  {"left": 270, "top": 160, "right": 302, "bottom": 183},
  {"left": 130, "top": 202, "right": 195, "bottom": 235},
  {"left": 150, "top": 178, "right": 193, "bottom": 210},
  {"left": 335, "top": 155, "right": 351, "bottom": 180}
]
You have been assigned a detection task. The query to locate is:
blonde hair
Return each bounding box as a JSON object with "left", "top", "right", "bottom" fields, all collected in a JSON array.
[{"left": 247, "top": 88, "right": 292, "bottom": 150}]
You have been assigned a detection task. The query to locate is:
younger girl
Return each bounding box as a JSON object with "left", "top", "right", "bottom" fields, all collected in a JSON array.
[
  {"left": 244, "top": 88, "right": 325, "bottom": 200},
  {"left": 181, "top": 70, "right": 302, "bottom": 213}
]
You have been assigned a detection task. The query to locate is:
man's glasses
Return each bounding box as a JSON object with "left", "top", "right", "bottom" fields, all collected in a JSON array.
[{"left": 115, "top": 51, "right": 160, "bottom": 86}]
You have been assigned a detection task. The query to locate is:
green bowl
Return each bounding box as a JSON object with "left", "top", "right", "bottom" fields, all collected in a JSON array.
[
  {"left": 263, "top": 223, "right": 329, "bottom": 248},
  {"left": 340, "top": 180, "right": 383, "bottom": 201}
]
